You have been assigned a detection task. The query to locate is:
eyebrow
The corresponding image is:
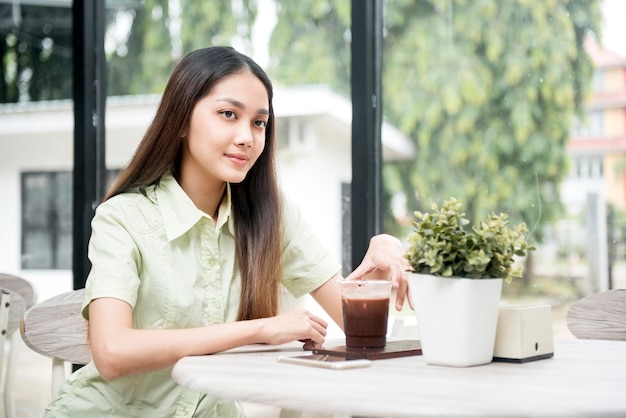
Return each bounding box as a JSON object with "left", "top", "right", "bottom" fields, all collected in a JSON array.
[{"left": 216, "top": 98, "right": 270, "bottom": 116}]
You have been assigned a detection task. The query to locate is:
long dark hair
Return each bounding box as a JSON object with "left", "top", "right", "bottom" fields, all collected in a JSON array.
[{"left": 105, "top": 47, "right": 283, "bottom": 321}]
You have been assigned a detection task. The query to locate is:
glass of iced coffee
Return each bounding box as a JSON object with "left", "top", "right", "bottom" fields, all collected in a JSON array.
[{"left": 340, "top": 279, "right": 393, "bottom": 349}]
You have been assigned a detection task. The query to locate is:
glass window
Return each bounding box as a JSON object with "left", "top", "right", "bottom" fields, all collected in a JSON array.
[
  {"left": 380, "top": 0, "right": 615, "bottom": 338},
  {"left": 593, "top": 70, "right": 605, "bottom": 92},
  {"left": 20, "top": 169, "right": 120, "bottom": 270},
  {"left": 21, "top": 171, "right": 72, "bottom": 270},
  {"left": 0, "top": 2, "right": 73, "bottom": 102},
  {"left": 572, "top": 110, "right": 604, "bottom": 138}
]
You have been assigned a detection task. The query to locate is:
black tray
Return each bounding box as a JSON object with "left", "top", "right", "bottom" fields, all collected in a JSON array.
[{"left": 313, "top": 340, "right": 422, "bottom": 360}]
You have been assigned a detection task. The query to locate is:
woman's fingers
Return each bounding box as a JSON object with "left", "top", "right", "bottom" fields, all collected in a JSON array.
[{"left": 262, "top": 310, "right": 328, "bottom": 346}]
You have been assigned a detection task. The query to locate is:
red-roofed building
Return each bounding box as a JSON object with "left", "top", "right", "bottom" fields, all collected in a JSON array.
[{"left": 566, "top": 37, "right": 626, "bottom": 210}]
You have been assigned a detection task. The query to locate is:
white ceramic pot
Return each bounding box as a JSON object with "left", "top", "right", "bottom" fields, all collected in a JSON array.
[{"left": 408, "top": 273, "right": 503, "bottom": 367}]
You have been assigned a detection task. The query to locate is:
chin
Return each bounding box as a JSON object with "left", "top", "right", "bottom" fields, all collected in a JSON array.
[{"left": 224, "top": 174, "right": 248, "bottom": 184}]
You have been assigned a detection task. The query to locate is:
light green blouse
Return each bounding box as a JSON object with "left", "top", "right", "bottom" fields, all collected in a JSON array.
[{"left": 44, "top": 174, "right": 340, "bottom": 418}]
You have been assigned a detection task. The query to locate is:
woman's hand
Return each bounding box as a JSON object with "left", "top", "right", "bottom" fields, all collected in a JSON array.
[
  {"left": 257, "top": 309, "right": 328, "bottom": 348},
  {"left": 345, "top": 234, "right": 412, "bottom": 311}
]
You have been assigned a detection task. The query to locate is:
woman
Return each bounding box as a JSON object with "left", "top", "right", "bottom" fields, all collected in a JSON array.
[{"left": 45, "top": 46, "right": 410, "bottom": 417}]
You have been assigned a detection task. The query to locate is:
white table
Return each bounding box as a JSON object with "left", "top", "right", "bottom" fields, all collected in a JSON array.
[{"left": 172, "top": 339, "right": 626, "bottom": 417}]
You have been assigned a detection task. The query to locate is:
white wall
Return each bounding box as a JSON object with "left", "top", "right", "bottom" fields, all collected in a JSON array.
[
  {"left": 278, "top": 136, "right": 350, "bottom": 263},
  {"left": 0, "top": 128, "right": 75, "bottom": 301}
]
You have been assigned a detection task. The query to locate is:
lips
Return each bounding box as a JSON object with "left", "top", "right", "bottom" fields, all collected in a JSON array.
[{"left": 225, "top": 153, "right": 249, "bottom": 166}]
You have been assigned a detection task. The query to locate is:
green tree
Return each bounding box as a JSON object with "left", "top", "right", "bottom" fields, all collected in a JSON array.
[
  {"left": 0, "top": 4, "right": 72, "bottom": 103},
  {"left": 107, "top": 0, "right": 175, "bottom": 95},
  {"left": 382, "top": 0, "right": 601, "bottom": 241},
  {"left": 268, "top": 0, "right": 351, "bottom": 91},
  {"left": 179, "top": 0, "right": 256, "bottom": 53},
  {"left": 106, "top": 0, "right": 258, "bottom": 95}
]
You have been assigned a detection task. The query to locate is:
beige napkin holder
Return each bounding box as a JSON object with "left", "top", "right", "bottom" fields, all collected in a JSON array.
[{"left": 493, "top": 304, "right": 554, "bottom": 363}]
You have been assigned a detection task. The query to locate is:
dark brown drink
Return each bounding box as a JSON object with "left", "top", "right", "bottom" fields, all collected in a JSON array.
[{"left": 342, "top": 297, "right": 390, "bottom": 348}]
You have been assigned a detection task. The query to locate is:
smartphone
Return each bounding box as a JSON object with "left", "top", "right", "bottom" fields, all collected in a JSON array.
[{"left": 277, "top": 354, "right": 372, "bottom": 370}]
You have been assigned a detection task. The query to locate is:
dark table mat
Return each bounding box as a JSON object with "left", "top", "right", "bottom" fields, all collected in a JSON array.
[{"left": 313, "top": 340, "right": 422, "bottom": 360}]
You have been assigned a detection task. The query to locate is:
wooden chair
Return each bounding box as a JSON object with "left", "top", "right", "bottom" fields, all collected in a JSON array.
[
  {"left": 0, "top": 287, "right": 26, "bottom": 418},
  {"left": 0, "top": 290, "right": 12, "bottom": 379},
  {"left": 566, "top": 289, "right": 626, "bottom": 341},
  {"left": 20, "top": 288, "right": 91, "bottom": 397},
  {"left": 0, "top": 288, "right": 27, "bottom": 371},
  {"left": 0, "top": 274, "right": 37, "bottom": 418},
  {"left": 0, "top": 274, "right": 37, "bottom": 309}
]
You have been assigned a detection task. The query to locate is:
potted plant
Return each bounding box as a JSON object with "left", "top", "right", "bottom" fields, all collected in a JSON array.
[{"left": 405, "top": 197, "right": 533, "bottom": 367}]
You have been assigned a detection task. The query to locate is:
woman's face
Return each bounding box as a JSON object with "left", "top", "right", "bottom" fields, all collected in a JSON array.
[{"left": 180, "top": 70, "right": 269, "bottom": 189}]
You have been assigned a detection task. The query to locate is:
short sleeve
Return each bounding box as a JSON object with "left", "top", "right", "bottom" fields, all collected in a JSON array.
[
  {"left": 82, "top": 197, "right": 143, "bottom": 319},
  {"left": 281, "top": 195, "right": 340, "bottom": 298}
]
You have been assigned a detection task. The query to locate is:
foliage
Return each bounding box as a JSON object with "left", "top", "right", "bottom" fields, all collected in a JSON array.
[
  {"left": 405, "top": 197, "right": 534, "bottom": 282},
  {"left": 268, "top": 0, "right": 351, "bottom": 92},
  {"left": 0, "top": 4, "right": 72, "bottom": 102},
  {"left": 106, "top": 0, "right": 173, "bottom": 95},
  {"left": 381, "top": 0, "right": 601, "bottom": 240},
  {"left": 179, "top": 0, "right": 256, "bottom": 58},
  {"left": 107, "top": 0, "right": 258, "bottom": 96}
]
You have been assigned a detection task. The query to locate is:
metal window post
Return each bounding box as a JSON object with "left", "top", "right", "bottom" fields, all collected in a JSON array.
[
  {"left": 72, "top": 0, "right": 106, "bottom": 290},
  {"left": 350, "top": 0, "right": 383, "bottom": 271}
]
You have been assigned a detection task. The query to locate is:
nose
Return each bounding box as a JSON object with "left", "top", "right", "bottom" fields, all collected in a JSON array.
[{"left": 235, "top": 123, "right": 254, "bottom": 148}]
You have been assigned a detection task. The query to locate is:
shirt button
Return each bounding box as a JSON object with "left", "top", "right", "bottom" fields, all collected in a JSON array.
[
  {"left": 208, "top": 258, "right": 218, "bottom": 267},
  {"left": 182, "top": 407, "right": 189, "bottom": 415}
]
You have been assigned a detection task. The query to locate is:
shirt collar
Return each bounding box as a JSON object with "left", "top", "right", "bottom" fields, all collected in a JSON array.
[
  {"left": 217, "top": 185, "right": 234, "bottom": 234},
  {"left": 155, "top": 174, "right": 233, "bottom": 241}
]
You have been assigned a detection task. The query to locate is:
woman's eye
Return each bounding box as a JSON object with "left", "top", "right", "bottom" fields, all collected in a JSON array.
[
  {"left": 222, "top": 110, "right": 236, "bottom": 119},
  {"left": 255, "top": 120, "right": 267, "bottom": 128}
]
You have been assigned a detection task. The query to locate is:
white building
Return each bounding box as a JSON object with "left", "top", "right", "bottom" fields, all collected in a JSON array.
[{"left": 0, "top": 84, "right": 414, "bottom": 305}]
